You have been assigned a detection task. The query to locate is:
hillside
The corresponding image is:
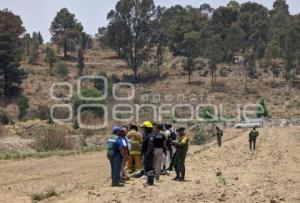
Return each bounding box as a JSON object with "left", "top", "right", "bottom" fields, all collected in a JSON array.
[
  {"left": 18, "top": 43, "right": 300, "bottom": 120},
  {"left": 0, "top": 128, "right": 299, "bottom": 203}
]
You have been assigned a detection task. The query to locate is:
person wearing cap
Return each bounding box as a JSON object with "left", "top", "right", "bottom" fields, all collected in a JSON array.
[
  {"left": 153, "top": 124, "right": 166, "bottom": 180},
  {"left": 127, "top": 124, "right": 143, "bottom": 174},
  {"left": 141, "top": 121, "right": 155, "bottom": 186},
  {"left": 172, "top": 127, "right": 189, "bottom": 181},
  {"left": 107, "top": 126, "right": 124, "bottom": 187}
]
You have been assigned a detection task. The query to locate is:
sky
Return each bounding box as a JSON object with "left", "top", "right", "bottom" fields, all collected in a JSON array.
[{"left": 0, "top": 0, "right": 299, "bottom": 42}]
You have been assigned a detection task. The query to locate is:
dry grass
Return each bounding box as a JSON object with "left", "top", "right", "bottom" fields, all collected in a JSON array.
[
  {"left": 16, "top": 43, "right": 300, "bottom": 130},
  {"left": 34, "top": 126, "right": 75, "bottom": 152},
  {"left": 0, "top": 125, "right": 4, "bottom": 137}
]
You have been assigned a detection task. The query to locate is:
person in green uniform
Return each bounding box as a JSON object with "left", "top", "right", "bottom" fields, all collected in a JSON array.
[
  {"left": 172, "top": 127, "right": 189, "bottom": 182},
  {"left": 249, "top": 127, "right": 259, "bottom": 150}
]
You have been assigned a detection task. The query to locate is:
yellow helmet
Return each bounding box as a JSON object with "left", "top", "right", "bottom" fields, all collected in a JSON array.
[{"left": 141, "top": 121, "right": 154, "bottom": 128}]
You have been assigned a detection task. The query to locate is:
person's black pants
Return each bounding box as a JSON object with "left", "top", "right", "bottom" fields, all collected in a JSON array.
[
  {"left": 167, "top": 147, "right": 173, "bottom": 168},
  {"left": 144, "top": 155, "right": 154, "bottom": 185},
  {"left": 249, "top": 139, "right": 256, "bottom": 150}
]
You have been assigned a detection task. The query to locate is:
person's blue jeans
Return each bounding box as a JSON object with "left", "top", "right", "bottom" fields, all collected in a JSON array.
[{"left": 110, "top": 154, "right": 122, "bottom": 185}]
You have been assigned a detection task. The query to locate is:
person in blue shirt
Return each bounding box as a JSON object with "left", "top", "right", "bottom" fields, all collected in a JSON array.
[{"left": 107, "top": 126, "right": 125, "bottom": 187}]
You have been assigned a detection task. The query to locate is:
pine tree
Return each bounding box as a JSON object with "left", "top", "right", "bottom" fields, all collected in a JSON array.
[
  {"left": 50, "top": 8, "right": 83, "bottom": 58},
  {"left": 45, "top": 47, "right": 57, "bottom": 73},
  {"left": 37, "top": 31, "right": 43, "bottom": 44},
  {"left": 0, "top": 9, "right": 26, "bottom": 97}
]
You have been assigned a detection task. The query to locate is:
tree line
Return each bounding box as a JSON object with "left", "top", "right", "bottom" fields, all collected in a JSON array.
[{"left": 98, "top": 0, "right": 300, "bottom": 87}]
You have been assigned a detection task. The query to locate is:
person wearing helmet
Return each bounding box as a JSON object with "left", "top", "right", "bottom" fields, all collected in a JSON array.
[
  {"left": 141, "top": 121, "right": 155, "bottom": 186},
  {"left": 127, "top": 124, "right": 143, "bottom": 174},
  {"left": 172, "top": 127, "right": 189, "bottom": 182},
  {"left": 107, "top": 126, "right": 124, "bottom": 187}
]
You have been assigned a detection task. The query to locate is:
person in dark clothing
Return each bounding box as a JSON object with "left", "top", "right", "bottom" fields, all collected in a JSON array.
[
  {"left": 153, "top": 124, "right": 166, "bottom": 180},
  {"left": 215, "top": 127, "right": 223, "bottom": 147},
  {"left": 141, "top": 121, "right": 155, "bottom": 186},
  {"left": 172, "top": 127, "right": 189, "bottom": 182},
  {"left": 249, "top": 127, "right": 259, "bottom": 150}
]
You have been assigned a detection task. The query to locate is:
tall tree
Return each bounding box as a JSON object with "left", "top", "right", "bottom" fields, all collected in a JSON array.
[
  {"left": 45, "top": 47, "right": 57, "bottom": 73},
  {"left": 270, "top": 0, "right": 291, "bottom": 81},
  {"left": 103, "top": 0, "right": 156, "bottom": 81},
  {"left": 265, "top": 40, "right": 281, "bottom": 82},
  {"left": 225, "top": 23, "right": 245, "bottom": 61},
  {"left": 244, "top": 50, "right": 256, "bottom": 90},
  {"left": 210, "top": 6, "right": 239, "bottom": 41},
  {"left": 155, "top": 45, "right": 163, "bottom": 77},
  {"left": 181, "top": 31, "right": 202, "bottom": 84},
  {"left": 284, "top": 15, "right": 300, "bottom": 86},
  {"left": 50, "top": 8, "right": 83, "bottom": 58},
  {"left": 205, "top": 34, "right": 225, "bottom": 87},
  {"left": 23, "top": 33, "right": 31, "bottom": 55},
  {"left": 0, "top": 9, "right": 26, "bottom": 97},
  {"left": 37, "top": 31, "right": 43, "bottom": 44},
  {"left": 28, "top": 41, "right": 39, "bottom": 64},
  {"left": 238, "top": 2, "right": 270, "bottom": 59}
]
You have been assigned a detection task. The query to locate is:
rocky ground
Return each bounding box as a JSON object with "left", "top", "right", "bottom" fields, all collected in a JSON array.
[{"left": 0, "top": 127, "right": 299, "bottom": 203}]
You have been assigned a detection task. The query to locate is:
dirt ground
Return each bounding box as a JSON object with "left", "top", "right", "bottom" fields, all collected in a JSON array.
[{"left": 0, "top": 128, "right": 299, "bottom": 203}]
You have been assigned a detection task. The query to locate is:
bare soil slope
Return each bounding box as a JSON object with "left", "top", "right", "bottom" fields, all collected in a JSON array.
[{"left": 0, "top": 128, "right": 299, "bottom": 203}]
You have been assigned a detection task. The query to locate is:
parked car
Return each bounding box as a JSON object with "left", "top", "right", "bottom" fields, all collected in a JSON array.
[{"left": 234, "top": 120, "right": 263, "bottom": 129}]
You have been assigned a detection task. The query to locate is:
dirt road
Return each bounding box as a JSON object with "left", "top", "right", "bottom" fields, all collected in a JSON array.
[{"left": 0, "top": 128, "right": 299, "bottom": 203}]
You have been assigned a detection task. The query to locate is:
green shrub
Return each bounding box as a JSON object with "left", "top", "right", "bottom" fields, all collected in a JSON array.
[
  {"left": 54, "top": 61, "right": 69, "bottom": 78},
  {"left": 191, "top": 131, "right": 206, "bottom": 145},
  {"left": 17, "top": 96, "right": 29, "bottom": 119},
  {"left": 219, "top": 68, "right": 228, "bottom": 77},
  {"left": 257, "top": 98, "right": 269, "bottom": 118},
  {"left": 72, "top": 88, "right": 104, "bottom": 117},
  {"left": 94, "top": 71, "right": 116, "bottom": 96},
  {"left": 111, "top": 73, "right": 120, "bottom": 83},
  {"left": 202, "top": 106, "right": 215, "bottom": 120},
  {"left": 28, "top": 42, "right": 39, "bottom": 65},
  {"left": 35, "top": 105, "right": 50, "bottom": 120},
  {"left": 191, "top": 126, "right": 207, "bottom": 145},
  {"left": 31, "top": 189, "right": 57, "bottom": 201},
  {"left": 0, "top": 108, "right": 9, "bottom": 125}
]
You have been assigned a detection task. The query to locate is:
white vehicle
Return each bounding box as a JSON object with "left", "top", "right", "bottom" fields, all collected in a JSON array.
[{"left": 234, "top": 120, "right": 263, "bottom": 129}]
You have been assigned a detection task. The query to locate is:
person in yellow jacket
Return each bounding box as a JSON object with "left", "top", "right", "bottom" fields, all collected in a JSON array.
[{"left": 127, "top": 124, "right": 143, "bottom": 173}]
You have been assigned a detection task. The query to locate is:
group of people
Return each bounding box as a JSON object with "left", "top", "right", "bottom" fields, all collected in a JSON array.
[
  {"left": 106, "top": 121, "right": 189, "bottom": 187},
  {"left": 106, "top": 121, "right": 260, "bottom": 187}
]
